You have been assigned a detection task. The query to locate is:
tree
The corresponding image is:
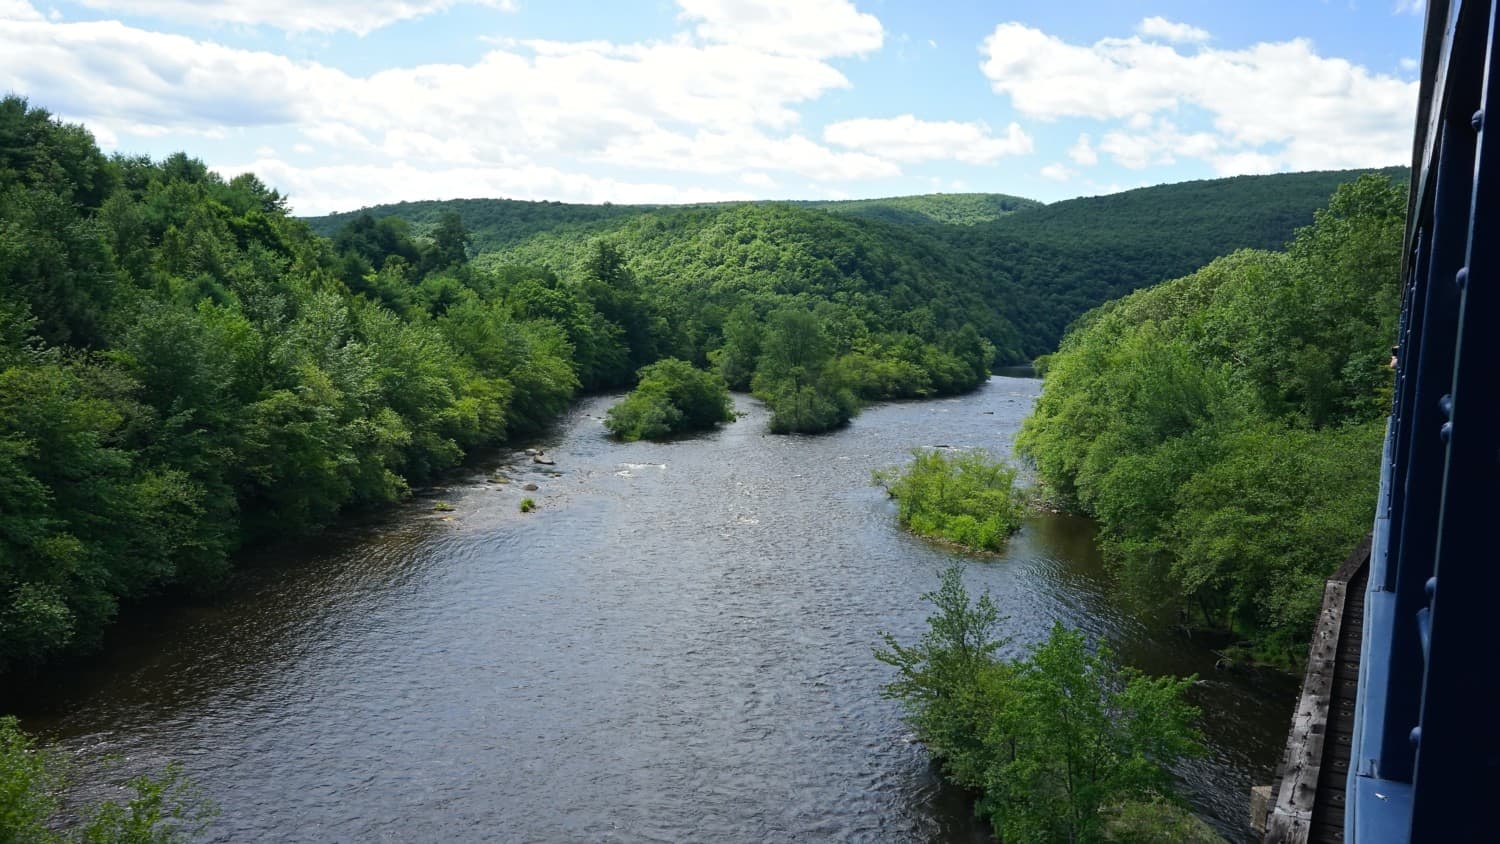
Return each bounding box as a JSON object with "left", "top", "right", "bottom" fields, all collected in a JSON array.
[
  {"left": 429, "top": 210, "right": 471, "bottom": 269},
  {"left": 0, "top": 716, "right": 215, "bottom": 843},
  {"left": 879, "top": 567, "right": 1204, "bottom": 842},
  {"left": 604, "top": 358, "right": 734, "bottom": 441}
]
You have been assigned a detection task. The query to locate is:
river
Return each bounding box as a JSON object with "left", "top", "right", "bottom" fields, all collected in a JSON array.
[{"left": 6, "top": 375, "right": 1297, "bottom": 842}]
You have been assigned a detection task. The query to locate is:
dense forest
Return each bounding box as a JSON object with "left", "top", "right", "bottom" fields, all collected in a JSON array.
[
  {"left": 310, "top": 168, "right": 1406, "bottom": 361},
  {"left": 0, "top": 90, "right": 1401, "bottom": 676},
  {"left": 1018, "top": 174, "right": 1403, "bottom": 663},
  {"left": 0, "top": 96, "right": 631, "bottom": 672},
  {"left": 944, "top": 167, "right": 1407, "bottom": 356},
  {"left": 0, "top": 98, "right": 1000, "bottom": 672}
]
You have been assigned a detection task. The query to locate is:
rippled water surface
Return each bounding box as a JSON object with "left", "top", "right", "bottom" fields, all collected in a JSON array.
[{"left": 8, "top": 376, "right": 1296, "bottom": 842}]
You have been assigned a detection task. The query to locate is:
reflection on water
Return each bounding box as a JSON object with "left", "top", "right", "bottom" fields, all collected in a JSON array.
[{"left": 5, "top": 377, "right": 1295, "bottom": 842}]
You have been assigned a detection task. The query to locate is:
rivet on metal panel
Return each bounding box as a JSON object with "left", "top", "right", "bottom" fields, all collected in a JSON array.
[
  {"left": 1410, "top": 726, "right": 1422, "bottom": 747},
  {"left": 1455, "top": 267, "right": 1469, "bottom": 290},
  {"left": 1439, "top": 393, "right": 1453, "bottom": 417},
  {"left": 1473, "top": 109, "right": 1485, "bottom": 131},
  {"left": 1425, "top": 577, "right": 1437, "bottom": 601},
  {"left": 1440, "top": 421, "right": 1453, "bottom": 443}
]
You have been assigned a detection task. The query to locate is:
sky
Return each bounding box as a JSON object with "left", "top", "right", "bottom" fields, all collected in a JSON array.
[{"left": 0, "top": 0, "right": 1429, "bottom": 215}]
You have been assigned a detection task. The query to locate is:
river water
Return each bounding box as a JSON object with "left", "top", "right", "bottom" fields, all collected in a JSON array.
[{"left": 7, "top": 375, "right": 1297, "bottom": 842}]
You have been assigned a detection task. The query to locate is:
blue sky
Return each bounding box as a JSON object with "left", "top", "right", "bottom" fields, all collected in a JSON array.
[{"left": 0, "top": 1, "right": 1427, "bottom": 214}]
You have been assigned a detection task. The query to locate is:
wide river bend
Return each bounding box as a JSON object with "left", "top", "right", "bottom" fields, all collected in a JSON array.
[{"left": 9, "top": 375, "right": 1296, "bottom": 842}]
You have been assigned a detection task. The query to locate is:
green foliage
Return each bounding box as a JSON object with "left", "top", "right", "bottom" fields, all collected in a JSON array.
[
  {"left": 947, "top": 167, "right": 1407, "bottom": 357},
  {"left": 1102, "top": 799, "right": 1226, "bottom": 843},
  {"left": 476, "top": 201, "right": 1021, "bottom": 428},
  {"left": 0, "top": 716, "right": 215, "bottom": 843},
  {"left": 604, "top": 358, "right": 734, "bottom": 441},
  {"left": 1017, "top": 175, "right": 1403, "bottom": 661},
  {"left": 878, "top": 568, "right": 1203, "bottom": 842},
  {"left": 518, "top": 498, "right": 536, "bottom": 513},
  {"left": 0, "top": 92, "right": 1406, "bottom": 672},
  {"left": 875, "top": 450, "right": 1024, "bottom": 552},
  {"left": 0, "top": 97, "right": 622, "bottom": 670},
  {"left": 800, "top": 193, "right": 1042, "bottom": 226}
]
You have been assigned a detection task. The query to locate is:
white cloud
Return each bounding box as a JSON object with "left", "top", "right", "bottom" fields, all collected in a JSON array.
[
  {"left": 1039, "top": 163, "right": 1074, "bottom": 181},
  {"left": 1400, "top": 57, "right": 1419, "bottom": 71},
  {"left": 0, "top": 5, "right": 900, "bottom": 211},
  {"left": 1136, "top": 16, "right": 1209, "bottom": 44},
  {"left": 0, "top": 0, "right": 42, "bottom": 20},
  {"left": 76, "top": 1, "right": 516, "bottom": 35},
  {"left": 676, "top": 0, "right": 882, "bottom": 59},
  {"left": 1395, "top": 1, "right": 1425, "bottom": 14},
  {"left": 979, "top": 23, "right": 1417, "bottom": 173},
  {"left": 823, "top": 115, "right": 1032, "bottom": 164},
  {"left": 1098, "top": 118, "right": 1220, "bottom": 169},
  {"left": 595, "top": 127, "right": 899, "bottom": 181},
  {"left": 1067, "top": 133, "right": 1098, "bottom": 166}
]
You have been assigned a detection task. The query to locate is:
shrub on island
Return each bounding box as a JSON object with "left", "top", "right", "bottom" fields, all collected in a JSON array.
[
  {"left": 876, "top": 449, "right": 1025, "bottom": 551},
  {"left": 605, "top": 358, "right": 735, "bottom": 441}
]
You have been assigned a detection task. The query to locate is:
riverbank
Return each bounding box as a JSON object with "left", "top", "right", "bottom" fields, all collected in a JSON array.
[{"left": 7, "top": 378, "right": 1296, "bottom": 842}]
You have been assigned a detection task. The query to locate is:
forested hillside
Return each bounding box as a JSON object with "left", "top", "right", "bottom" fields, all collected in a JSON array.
[
  {"left": 0, "top": 99, "right": 1002, "bottom": 670},
  {"left": 302, "top": 191, "right": 1040, "bottom": 254},
  {"left": 1017, "top": 174, "right": 1404, "bottom": 664},
  {"left": 800, "top": 192, "right": 1041, "bottom": 226},
  {"left": 946, "top": 167, "right": 1409, "bottom": 357},
  {"left": 305, "top": 197, "right": 649, "bottom": 254},
  {"left": 316, "top": 168, "right": 1405, "bottom": 362},
  {"left": 0, "top": 88, "right": 1405, "bottom": 673},
  {"left": 0, "top": 98, "right": 629, "bottom": 670}
]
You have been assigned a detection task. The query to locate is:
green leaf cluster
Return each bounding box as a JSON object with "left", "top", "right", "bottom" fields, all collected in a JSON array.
[
  {"left": 0, "top": 97, "right": 664, "bottom": 670},
  {"left": 877, "top": 567, "right": 1206, "bottom": 842},
  {"left": 604, "top": 358, "right": 734, "bottom": 441},
  {"left": 1016, "top": 175, "right": 1404, "bottom": 662},
  {"left": 876, "top": 450, "right": 1024, "bottom": 552},
  {"left": 0, "top": 716, "right": 215, "bottom": 843}
]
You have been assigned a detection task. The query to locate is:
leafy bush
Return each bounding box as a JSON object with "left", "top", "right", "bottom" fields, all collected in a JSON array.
[
  {"left": 877, "top": 567, "right": 1203, "bottom": 842},
  {"left": 604, "top": 358, "right": 735, "bottom": 441},
  {"left": 1017, "top": 175, "right": 1402, "bottom": 662},
  {"left": 519, "top": 498, "right": 536, "bottom": 512},
  {"left": 0, "top": 716, "right": 215, "bottom": 842},
  {"left": 876, "top": 449, "right": 1025, "bottom": 551}
]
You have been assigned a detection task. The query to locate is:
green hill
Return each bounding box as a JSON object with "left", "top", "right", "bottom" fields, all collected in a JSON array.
[
  {"left": 479, "top": 202, "right": 1023, "bottom": 361},
  {"left": 303, "top": 196, "right": 651, "bottom": 254},
  {"left": 309, "top": 169, "right": 1407, "bottom": 361},
  {"left": 950, "top": 167, "right": 1410, "bottom": 356},
  {"left": 301, "top": 191, "right": 1040, "bottom": 254},
  {"left": 801, "top": 192, "right": 1042, "bottom": 226}
]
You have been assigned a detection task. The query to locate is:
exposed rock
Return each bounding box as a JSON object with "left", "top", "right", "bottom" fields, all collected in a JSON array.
[
  {"left": 533, "top": 453, "right": 555, "bottom": 465},
  {"left": 523, "top": 483, "right": 539, "bottom": 491}
]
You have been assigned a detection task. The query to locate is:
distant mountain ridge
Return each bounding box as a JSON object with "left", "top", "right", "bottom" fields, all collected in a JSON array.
[
  {"left": 305, "top": 167, "right": 1409, "bottom": 357},
  {"left": 301, "top": 192, "right": 1042, "bottom": 253}
]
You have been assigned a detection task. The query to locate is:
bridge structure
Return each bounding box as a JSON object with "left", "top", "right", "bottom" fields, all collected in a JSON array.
[{"left": 1264, "top": 1, "right": 1500, "bottom": 840}]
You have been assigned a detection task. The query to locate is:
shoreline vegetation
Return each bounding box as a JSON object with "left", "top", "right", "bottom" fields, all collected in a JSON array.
[
  {"left": 2, "top": 87, "right": 1403, "bottom": 841},
  {"left": 1017, "top": 174, "right": 1402, "bottom": 669},
  {"left": 0, "top": 93, "right": 1400, "bottom": 677},
  {"left": 0, "top": 716, "right": 215, "bottom": 843},
  {"left": 0, "top": 96, "right": 997, "bottom": 676},
  {"left": 877, "top": 566, "right": 1218, "bottom": 843}
]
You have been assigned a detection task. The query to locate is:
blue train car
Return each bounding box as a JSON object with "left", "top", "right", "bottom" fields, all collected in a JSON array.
[{"left": 1265, "top": 1, "right": 1500, "bottom": 840}]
